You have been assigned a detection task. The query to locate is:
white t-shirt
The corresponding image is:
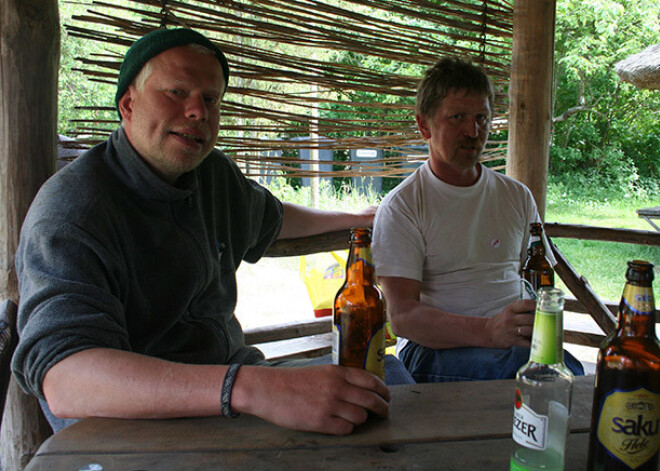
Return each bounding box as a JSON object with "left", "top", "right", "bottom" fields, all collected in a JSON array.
[{"left": 373, "top": 162, "right": 540, "bottom": 323}]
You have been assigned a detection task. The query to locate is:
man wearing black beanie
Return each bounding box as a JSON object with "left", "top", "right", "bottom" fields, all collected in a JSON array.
[{"left": 13, "top": 28, "right": 413, "bottom": 436}]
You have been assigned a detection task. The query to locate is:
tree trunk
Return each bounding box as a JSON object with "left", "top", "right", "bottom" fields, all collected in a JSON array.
[
  {"left": 0, "top": 0, "right": 60, "bottom": 468},
  {"left": 506, "top": 0, "right": 556, "bottom": 220}
]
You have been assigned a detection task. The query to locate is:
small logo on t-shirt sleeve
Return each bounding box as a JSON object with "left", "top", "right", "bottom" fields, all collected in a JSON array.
[{"left": 490, "top": 238, "right": 501, "bottom": 249}]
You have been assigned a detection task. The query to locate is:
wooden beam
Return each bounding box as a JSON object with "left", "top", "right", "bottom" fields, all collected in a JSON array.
[
  {"left": 506, "top": 0, "right": 556, "bottom": 220},
  {"left": 256, "top": 334, "right": 332, "bottom": 361},
  {"left": 564, "top": 297, "right": 617, "bottom": 317},
  {"left": 266, "top": 230, "right": 351, "bottom": 257},
  {"left": 550, "top": 241, "right": 618, "bottom": 335},
  {"left": 565, "top": 330, "right": 605, "bottom": 349},
  {"left": 244, "top": 318, "right": 331, "bottom": 344},
  {"left": 545, "top": 223, "right": 660, "bottom": 246},
  {"left": 0, "top": 0, "right": 60, "bottom": 467}
]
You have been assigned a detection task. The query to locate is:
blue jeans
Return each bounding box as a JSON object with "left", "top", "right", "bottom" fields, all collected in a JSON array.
[{"left": 399, "top": 343, "right": 585, "bottom": 383}]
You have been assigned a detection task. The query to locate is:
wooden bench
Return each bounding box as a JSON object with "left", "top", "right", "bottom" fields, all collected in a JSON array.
[{"left": 245, "top": 318, "right": 332, "bottom": 361}]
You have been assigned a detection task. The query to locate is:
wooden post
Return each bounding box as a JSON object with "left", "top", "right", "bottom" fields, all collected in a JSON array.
[
  {"left": 506, "top": 0, "right": 556, "bottom": 220},
  {"left": 0, "top": 0, "right": 60, "bottom": 468}
]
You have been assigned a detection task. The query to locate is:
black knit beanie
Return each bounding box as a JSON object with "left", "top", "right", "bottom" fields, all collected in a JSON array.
[{"left": 115, "top": 28, "right": 230, "bottom": 117}]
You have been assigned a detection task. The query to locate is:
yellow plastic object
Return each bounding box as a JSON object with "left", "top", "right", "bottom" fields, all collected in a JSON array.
[{"left": 299, "top": 251, "right": 348, "bottom": 318}]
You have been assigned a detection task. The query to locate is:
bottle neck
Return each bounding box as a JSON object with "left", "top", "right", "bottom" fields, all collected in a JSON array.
[
  {"left": 529, "top": 299, "right": 564, "bottom": 365},
  {"left": 345, "top": 244, "right": 376, "bottom": 284},
  {"left": 527, "top": 236, "right": 546, "bottom": 256},
  {"left": 617, "top": 282, "right": 657, "bottom": 338}
]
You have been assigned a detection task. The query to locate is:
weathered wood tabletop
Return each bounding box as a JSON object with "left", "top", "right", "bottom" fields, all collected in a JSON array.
[
  {"left": 637, "top": 206, "right": 660, "bottom": 231},
  {"left": 26, "top": 376, "right": 595, "bottom": 471}
]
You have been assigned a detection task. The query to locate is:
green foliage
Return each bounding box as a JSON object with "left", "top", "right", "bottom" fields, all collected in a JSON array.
[
  {"left": 552, "top": 0, "right": 660, "bottom": 185},
  {"left": 58, "top": 1, "right": 151, "bottom": 135},
  {"left": 58, "top": 4, "right": 111, "bottom": 133},
  {"left": 549, "top": 146, "right": 656, "bottom": 200}
]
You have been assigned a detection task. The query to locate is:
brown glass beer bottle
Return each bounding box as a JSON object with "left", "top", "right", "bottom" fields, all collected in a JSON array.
[
  {"left": 332, "top": 227, "right": 385, "bottom": 380},
  {"left": 587, "top": 260, "right": 660, "bottom": 470},
  {"left": 522, "top": 222, "right": 554, "bottom": 294}
]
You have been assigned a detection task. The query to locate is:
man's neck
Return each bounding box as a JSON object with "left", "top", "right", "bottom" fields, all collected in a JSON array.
[{"left": 429, "top": 161, "right": 481, "bottom": 187}]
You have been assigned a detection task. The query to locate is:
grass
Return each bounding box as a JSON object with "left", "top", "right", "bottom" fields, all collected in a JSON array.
[
  {"left": 267, "top": 177, "right": 382, "bottom": 211},
  {"left": 545, "top": 184, "right": 659, "bottom": 302}
]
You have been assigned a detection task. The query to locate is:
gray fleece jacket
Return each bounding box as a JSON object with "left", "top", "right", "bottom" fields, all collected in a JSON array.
[{"left": 12, "top": 128, "right": 283, "bottom": 399}]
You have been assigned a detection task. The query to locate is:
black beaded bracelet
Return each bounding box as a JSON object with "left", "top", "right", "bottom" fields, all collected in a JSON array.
[{"left": 221, "top": 363, "right": 241, "bottom": 418}]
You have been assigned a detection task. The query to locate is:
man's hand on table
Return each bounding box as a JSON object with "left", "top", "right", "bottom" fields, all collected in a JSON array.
[{"left": 232, "top": 364, "right": 390, "bottom": 435}]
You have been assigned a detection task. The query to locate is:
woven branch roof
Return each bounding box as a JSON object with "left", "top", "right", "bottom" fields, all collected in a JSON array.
[{"left": 67, "top": 0, "right": 513, "bottom": 179}]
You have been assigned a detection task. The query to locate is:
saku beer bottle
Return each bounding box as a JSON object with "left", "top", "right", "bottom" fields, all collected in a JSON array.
[
  {"left": 332, "top": 227, "right": 385, "bottom": 379},
  {"left": 511, "top": 287, "right": 573, "bottom": 471},
  {"left": 587, "top": 260, "right": 660, "bottom": 470},
  {"left": 522, "top": 222, "right": 555, "bottom": 295}
]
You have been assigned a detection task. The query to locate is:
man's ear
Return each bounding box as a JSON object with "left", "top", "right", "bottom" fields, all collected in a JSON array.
[
  {"left": 117, "top": 87, "right": 135, "bottom": 122},
  {"left": 416, "top": 114, "right": 432, "bottom": 140}
]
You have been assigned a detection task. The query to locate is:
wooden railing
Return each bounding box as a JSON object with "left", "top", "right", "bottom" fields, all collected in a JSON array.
[
  {"left": 266, "top": 223, "right": 659, "bottom": 257},
  {"left": 544, "top": 223, "right": 659, "bottom": 246},
  {"left": 250, "top": 223, "right": 659, "bottom": 358},
  {"left": 547, "top": 223, "right": 659, "bottom": 348}
]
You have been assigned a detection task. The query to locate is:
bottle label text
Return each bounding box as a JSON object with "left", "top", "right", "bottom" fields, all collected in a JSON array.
[{"left": 597, "top": 388, "right": 660, "bottom": 468}]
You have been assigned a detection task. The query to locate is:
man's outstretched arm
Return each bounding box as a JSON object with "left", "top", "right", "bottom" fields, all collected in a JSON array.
[
  {"left": 277, "top": 202, "right": 376, "bottom": 240},
  {"left": 380, "top": 276, "right": 535, "bottom": 350},
  {"left": 43, "top": 348, "right": 390, "bottom": 436}
]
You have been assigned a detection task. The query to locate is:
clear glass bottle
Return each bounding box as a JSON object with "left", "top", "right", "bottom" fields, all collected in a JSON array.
[
  {"left": 587, "top": 260, "right": 660, "bottom": 471},
  {"left": 332, "top": 227, "right": 386, "bottom": 379},
  {"left": 511, "top": 287, "right": 574, "bottom": 471}
]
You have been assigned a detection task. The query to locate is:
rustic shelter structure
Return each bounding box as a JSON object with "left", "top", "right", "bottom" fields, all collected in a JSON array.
[
  {"left": 615, "top": 43, "right": 660, "bottom": 91},
  {"left": 54, "top": 0, "right": 554, "bottom": 214},
  {"left": 4, "top": 0, "right": 638, "bottom": 469}
]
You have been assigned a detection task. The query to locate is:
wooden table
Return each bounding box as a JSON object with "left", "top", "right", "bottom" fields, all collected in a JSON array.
[
  {"left": 638, "top": 206, "right": 660, "bottom": 231},
  {"left": 27, "top": 376, "right": 595, "bottom": 471}
]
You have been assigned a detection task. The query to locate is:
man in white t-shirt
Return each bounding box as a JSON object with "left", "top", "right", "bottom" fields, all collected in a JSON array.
[{"left": 373, "top": 57, "right": 583, "bottom": 382}]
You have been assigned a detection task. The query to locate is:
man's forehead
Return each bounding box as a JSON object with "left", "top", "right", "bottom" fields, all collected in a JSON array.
[
  {"left": 445, "top": 87, "right": 489, "bottom": 101},
  {"left": 440, "top": 91, "right": 491, "bottom": 110}
]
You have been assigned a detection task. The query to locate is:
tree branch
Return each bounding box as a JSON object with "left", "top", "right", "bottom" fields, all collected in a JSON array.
[{"left": 553, "top": 104, "right": 607, "bottom": 123}]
